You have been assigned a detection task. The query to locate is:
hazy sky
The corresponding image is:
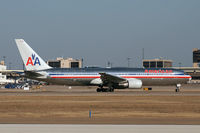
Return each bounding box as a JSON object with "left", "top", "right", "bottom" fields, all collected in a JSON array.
[{"left": 0, "top": 0, "right": 200, "bottom": 69}]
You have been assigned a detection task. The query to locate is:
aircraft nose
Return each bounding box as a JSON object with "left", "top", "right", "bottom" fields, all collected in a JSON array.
[{"left": 189, "top": 75, "right": 192, "bottom": 81}]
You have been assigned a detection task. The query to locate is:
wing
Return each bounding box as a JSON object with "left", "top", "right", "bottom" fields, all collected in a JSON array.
[
  {"left": 0, "top": 70, "right": 25, "bottom": 77},
  {"left": 99, "top": 72, "right": 126, "bottom": 85},
  {"left": 0, "top": 70, "right": 24, "bottom": 74}
]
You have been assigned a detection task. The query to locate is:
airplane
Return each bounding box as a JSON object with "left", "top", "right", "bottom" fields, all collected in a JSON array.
[
  {"left": 0, "top": 73, "right": 15, "bottom": 85},
  {"left": 15, "top": 39, "right": 192, "bottom": 92}
]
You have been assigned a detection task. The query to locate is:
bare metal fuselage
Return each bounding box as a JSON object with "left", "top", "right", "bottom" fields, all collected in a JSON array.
[{"left": 26, "top": 67, "right": 191, "bottom": 88}]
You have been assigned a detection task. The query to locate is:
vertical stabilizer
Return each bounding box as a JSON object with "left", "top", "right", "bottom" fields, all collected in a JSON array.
[{"left": 15, "top": 39, "right": 51, "bottom": 71}]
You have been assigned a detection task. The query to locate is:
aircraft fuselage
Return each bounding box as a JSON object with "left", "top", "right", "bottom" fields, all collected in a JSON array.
[{"left": 27, "top": 67, "right": 191, "bottom": 88}]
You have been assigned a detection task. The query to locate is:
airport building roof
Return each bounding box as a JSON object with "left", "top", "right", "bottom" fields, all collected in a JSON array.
[{"left": 143, "top": 59, "right": 173, "bottom": 68}]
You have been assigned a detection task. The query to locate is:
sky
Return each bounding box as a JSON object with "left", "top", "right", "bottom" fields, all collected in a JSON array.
[{"left": 0, "top": 0, "right": 200, "bottom": 69}]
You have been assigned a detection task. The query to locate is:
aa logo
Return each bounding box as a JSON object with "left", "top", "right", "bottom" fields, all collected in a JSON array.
[{"left": 26, "top": 54, "right": 41, "bottom": 66}]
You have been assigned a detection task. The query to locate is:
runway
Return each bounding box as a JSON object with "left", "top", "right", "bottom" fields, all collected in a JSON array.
[
  {"left": 1, "top": 84, "right": 200, "bottom": 96},
  {"left": 0, "top": 125, "right": 200, "bottom": 133}
]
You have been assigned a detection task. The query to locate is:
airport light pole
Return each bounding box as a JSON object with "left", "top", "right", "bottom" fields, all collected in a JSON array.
[
  {"left": 9, "top": 62, "right": 12, "bottom": 70},
  {"left": 179, "top": 62, "right": 182, "bottom": 68},
  {"left": 81, "top": 58, "right": 84, "bottom": 68},
  {"left": 107, "top": 61, "right": 113, "bottom": 68},
  {"left": 107, "top": 61, "right": 111, "bottom": 68},
  {"left": 127, "top": 57, "right": 131, "bottom": 68},
  {"left": 3, "top": 56, "right": 6, "bottom": 66}
]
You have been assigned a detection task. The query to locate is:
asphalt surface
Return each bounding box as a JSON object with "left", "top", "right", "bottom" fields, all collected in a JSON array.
[
  {"left": 0, "top": 125, "right": 200, "bottom": 133},
  {"left": 0, "top": 84, "right": 200, "bottom": 96}
]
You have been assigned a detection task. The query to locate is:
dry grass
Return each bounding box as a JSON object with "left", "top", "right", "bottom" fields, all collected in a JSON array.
[{"left": 0, "top": 95, "right": 200, "bottom": 124}]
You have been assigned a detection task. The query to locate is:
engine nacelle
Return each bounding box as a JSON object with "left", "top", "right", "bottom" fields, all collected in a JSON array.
[
  {"left": 117, "top": 78, "right": 142, "bottom": 89},
  {"left": 127, "top": 78, "right": 142, "bottom": 89}
]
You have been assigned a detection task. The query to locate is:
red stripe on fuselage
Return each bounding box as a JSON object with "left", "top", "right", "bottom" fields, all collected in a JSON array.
[
  {"left": 51, "top": 76, "right": 191, "bottom": 79},
  {"left": 51, "top": 76, "right": 100, "bottom": 79}
]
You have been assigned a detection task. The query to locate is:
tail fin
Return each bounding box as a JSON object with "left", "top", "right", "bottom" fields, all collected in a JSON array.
[{"left": 15, "top": 39, "right": 51, "bottom": 71}]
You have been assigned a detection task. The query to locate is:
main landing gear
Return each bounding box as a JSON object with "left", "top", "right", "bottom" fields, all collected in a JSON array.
[
  {"left": 96, "top": 87, "right": 114, "bottom": 92},
  {"left": 175, "top": 84, "right": 181, "bottom": 92}
]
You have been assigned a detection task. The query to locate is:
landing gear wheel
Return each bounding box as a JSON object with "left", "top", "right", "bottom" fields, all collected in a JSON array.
[
  {"left": 175, "top": 88, "right": 179, "bottom": 92},
  {"left": 175, "top": 84, "right": 181, "bottom": 92},
  {"left": 109, "top": 87, "right": 114, "bottom": 92},
  {"left": 96, "top": 88, "right": 101, "bottom": 92}
]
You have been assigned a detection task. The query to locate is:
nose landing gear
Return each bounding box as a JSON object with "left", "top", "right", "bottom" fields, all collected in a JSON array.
[{"left": 175, "top": 84, "right": 181, "bottom": 92}]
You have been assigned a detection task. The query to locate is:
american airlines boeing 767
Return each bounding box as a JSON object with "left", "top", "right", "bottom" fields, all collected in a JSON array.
[{"left": 15, "top": 39, "right": 191, "bottom": 92}]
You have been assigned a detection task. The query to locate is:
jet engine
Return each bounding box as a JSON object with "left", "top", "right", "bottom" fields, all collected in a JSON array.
[
  {"left": 127, "top": 78, "right": 142, "bottom": 89},
  {"left": 117, "top": 78, "right": 142, "bottom": 89}
]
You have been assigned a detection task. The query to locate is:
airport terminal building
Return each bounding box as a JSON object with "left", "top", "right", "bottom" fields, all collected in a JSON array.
[
  {"left": 193, "top": 48, "right": 200, "bottom": 67},
  {"left": 47, "top": 57, "right": 83, "bottom": 68},
  {"left": 143, "top": 59, "right": 173, "bottom": 68},
  {"left": 142, "top": 49, "right": 200, "bottom": 80}
]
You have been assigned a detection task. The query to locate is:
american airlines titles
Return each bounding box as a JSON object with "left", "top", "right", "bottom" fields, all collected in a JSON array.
[{"left": 145, "top": 69, "right": 173, "bottom": 73}]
